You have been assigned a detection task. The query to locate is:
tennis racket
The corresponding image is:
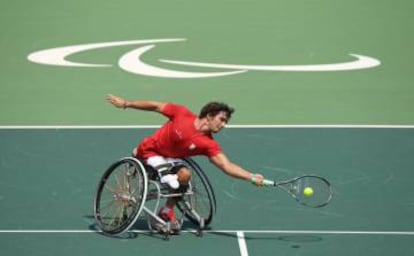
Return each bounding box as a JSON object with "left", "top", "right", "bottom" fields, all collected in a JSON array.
[{"left": 262, "top": 175, "right": 333, "bottom": 208}]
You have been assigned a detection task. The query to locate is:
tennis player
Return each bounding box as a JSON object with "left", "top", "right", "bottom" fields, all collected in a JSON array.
[{"left": 106, "top": 94, "right": 264, "bottom": 232}]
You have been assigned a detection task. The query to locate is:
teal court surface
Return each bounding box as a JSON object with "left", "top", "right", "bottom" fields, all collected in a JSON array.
[
  {"left": 1, "top": 0, "right": 414, "bottom": 255},
  {"left": 1, "top": 126, "right": 414, "bottom": 256}
]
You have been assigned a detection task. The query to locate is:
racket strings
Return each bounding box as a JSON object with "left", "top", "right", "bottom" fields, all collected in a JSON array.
[{"left": 292, "top": 176, "right": 332, "bottom": 207}]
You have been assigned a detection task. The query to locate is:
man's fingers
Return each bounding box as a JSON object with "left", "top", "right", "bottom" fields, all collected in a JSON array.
[{"left": 106, "top": 94, "right": 123, "bottom": 108}]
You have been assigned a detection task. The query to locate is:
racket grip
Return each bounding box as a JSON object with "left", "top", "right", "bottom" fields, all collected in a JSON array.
[{"left": 262, "top": 179, "right": 275, "bottom": 186}]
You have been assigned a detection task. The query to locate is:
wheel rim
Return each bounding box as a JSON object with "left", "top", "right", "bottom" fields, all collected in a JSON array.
[{"left": 94, "top": 158, "right": 147, "bottom": 235}]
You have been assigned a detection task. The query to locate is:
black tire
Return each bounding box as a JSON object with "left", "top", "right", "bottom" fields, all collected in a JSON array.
[
  {"left": 176, "top": 158, "right": 216, "bottom": 226},
  {"left": 94, "top": 157, "right": 148, "bottom": 235}
]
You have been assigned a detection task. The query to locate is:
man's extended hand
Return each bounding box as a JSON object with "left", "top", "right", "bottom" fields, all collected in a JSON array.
[
  {"left": 107, "top": 94, "right": 127, "bottom": 109},
  {"left": 250, "top": 173, "right": 265, "bottom": 186}
]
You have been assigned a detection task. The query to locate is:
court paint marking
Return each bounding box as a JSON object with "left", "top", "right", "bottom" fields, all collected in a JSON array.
[
  {"left": 27, "top": 39, "right": 381, "bottom": 79},
  {"left": 3, "top": 229, "right": 414, "bottom": 256},
  {"left": 237, "top": 231, "right": 249, "bottom": 256},
  {"left": 1, "top": 125, "right": 414, "bottom": 129},
  {"left": 1, "top": 229, "right": 414, "bottom": 235}
]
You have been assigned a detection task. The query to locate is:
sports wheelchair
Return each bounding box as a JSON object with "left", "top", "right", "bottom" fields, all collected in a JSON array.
[{"left": 93, "top": 157, "right": 216, "bottom": 239}]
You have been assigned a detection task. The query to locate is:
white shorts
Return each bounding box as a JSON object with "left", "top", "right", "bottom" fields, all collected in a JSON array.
[
  {"left": 146, "top": 156, "right": 185, "bottom": 170},
  {"left": 132, "top": 148, "right": 186, "bottom": 172}
]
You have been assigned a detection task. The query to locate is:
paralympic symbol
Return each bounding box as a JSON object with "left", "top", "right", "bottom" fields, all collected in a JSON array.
[{"left": 27, "top": 38, "right": 381, "bottom": 79}]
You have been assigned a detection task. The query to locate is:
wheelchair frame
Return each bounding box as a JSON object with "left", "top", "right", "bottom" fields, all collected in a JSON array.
[{"left": 93, "top": 157, "right": 216, "bottom": 239}]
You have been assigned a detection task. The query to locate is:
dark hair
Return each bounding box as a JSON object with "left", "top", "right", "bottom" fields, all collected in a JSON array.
[{"left": 199, "top": 102, "right": 235, "bottom": 119}]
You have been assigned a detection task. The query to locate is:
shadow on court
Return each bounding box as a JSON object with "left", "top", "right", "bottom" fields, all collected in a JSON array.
[{"left": 211, "top": 231, "right": 323, "bottom": 248}]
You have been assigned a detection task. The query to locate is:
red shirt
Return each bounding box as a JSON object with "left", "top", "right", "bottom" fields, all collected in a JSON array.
[{"left": 137, "top": 103, "right": 222, "bottom": 160}]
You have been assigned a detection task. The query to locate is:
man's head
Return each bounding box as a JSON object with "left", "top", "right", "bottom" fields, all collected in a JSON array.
[{"left": 199, "top": 102, "right": 235, "bottom": 133}]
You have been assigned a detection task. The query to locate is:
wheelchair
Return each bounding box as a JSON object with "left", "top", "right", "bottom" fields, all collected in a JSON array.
[{"left": 93, "top": 157, "right": 216, "bottom": 239}]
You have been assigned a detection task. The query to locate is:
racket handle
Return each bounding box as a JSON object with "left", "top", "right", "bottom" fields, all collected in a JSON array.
[{"left": 262, "top": 179, "right": 275, "bottom": 186}]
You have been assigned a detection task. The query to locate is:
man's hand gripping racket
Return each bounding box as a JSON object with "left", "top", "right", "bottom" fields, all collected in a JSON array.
[{"left": 251, "top": 175, "right": 333, "bottom": 208}]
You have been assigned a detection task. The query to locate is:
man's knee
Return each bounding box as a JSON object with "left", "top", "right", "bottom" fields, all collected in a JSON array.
[{"left": 176, "top": 167, "right": 191, "bottom": 184}]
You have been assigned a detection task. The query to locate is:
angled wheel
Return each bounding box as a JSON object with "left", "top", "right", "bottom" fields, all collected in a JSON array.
[
  {"left": 94, "top": 157, "right": 148, "bottom": 235},
  {"left": 176, "top": 158, "right": 216, "bottom": 226}
]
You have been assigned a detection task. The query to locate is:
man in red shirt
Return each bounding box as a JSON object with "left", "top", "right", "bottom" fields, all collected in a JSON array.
[{"left": 107, "top": 94, "right": 264, "bottom": 231}]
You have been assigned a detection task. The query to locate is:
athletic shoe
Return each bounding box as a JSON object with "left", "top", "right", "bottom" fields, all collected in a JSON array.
[{"left": 158, "top": 206, "right": 181, "bottom": 234}]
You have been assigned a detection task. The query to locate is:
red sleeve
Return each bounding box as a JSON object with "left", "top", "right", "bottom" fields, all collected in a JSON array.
[
  {"left": 160, "top": 103, "right": 193, "bottom": 119},
  {"left": 205, "top": 140, "right": 222, "bottom": 157}
]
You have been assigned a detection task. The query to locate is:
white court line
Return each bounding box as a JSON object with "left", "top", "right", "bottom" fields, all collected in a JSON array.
[
  {"left": 1, "top": 229, "right": 414, "bottom": 235},
  {"left": 0, "top": 125, "right": 414, "bottom": 129},
  {"left": 3, "top": 229, "right": 413, "bottom": 256},
  {"left": 237, "top": 231, "right": 249, "bottom": 256}
]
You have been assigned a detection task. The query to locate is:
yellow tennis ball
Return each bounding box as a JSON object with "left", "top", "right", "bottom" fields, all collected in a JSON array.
[{"left": 303, "top": 187, "right": 314, "bottom": 197}]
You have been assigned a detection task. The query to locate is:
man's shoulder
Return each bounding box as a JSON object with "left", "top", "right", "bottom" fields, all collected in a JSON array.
[
  {"left": 195, "top": 133, "right": 218, "bottom": 146},
  {"left": 195, "top": 133, "right": 221, "bottom": 157},
  {"left": 162, "top": 103, "right": 195, "bottom": 117}
]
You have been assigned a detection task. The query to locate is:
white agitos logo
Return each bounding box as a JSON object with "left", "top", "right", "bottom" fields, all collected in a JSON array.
[{"left": 27, "top": 38, "right": 381, "bottom": 79}]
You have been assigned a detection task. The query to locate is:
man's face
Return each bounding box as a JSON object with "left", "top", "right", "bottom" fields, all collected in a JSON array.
[{"left": 207, "top": 111, "right": 229, "bottom": 133}]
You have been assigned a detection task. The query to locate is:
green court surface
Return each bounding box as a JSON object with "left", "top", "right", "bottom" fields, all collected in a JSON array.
[
  {"left": 1, "top": 0, "right": 414, "bottom": 255},
  {"left": 1, "top": 0, "right": 414, "bottom": 125}
]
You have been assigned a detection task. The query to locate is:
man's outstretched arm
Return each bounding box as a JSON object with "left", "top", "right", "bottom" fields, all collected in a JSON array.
[
  {"left": 210, "top": 153, "right": 264, "bottom": 185},
  {"left": 106, "top": 94, "right": 166, "bottom": 113}
]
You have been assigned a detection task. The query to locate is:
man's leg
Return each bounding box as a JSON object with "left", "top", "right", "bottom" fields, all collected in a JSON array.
[
  {"left": 145, "top": 156, "right": 192, "bottom": 233},
  {"left": 164, "top": 166, "right": 191, "bottom": 208}
]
